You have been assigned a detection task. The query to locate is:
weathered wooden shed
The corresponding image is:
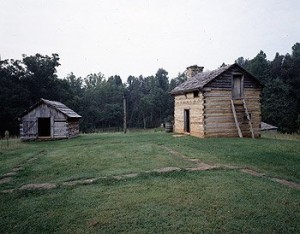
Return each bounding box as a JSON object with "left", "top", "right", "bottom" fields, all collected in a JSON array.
[
  {"left": 20, "top": 98, "right": 81, "bottom": 141},
  {"left": 170, "top": 64, "right": 262, "bottom": 138}
]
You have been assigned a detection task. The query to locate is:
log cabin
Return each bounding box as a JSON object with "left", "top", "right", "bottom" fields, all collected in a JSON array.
[
  {"left": 170, "top": 64, "right": 262, "bottom": 138},
  {"left": 20, "top": 98, "right": 81, "bottom": 141}
]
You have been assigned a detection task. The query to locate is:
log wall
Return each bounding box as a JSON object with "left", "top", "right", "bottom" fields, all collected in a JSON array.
[
  {"left": 173, "top": 64, "right": 262, "bottom": 138},
  {"left": 174, "top": 92, "right": 204, "bottom": 137},
  {"left": 203, "top": 89, "right": 261, "bottom": 138}
]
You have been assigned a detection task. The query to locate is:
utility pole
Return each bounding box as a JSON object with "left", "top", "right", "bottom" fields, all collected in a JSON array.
[{"left": 123, "top": 95, "right": 127, "bottom": 134}]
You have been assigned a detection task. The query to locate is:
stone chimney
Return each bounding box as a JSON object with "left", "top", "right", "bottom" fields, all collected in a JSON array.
[{"left": 185, "top": 65, "right": 204, "bottom": 80}]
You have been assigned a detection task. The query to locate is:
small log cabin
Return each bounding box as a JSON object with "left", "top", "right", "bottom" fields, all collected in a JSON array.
[
  {"left": 170, "top": 63, "right": 262, "bottom": 138},
  {"left": 20, "top": 98, "right": 81, "bottom": 141}
]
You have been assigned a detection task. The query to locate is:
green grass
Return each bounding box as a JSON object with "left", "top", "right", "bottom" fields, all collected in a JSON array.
[
  {"left": 167, "top": 135, "right": 300, "bottom": 183},
  {"left": 0, "top": 131, "right": 300, "bottom": 233}
]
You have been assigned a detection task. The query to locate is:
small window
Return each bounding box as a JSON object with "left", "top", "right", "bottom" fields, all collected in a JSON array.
[{"left": 193, "top": 91, "right": 199, "bottom": 98}]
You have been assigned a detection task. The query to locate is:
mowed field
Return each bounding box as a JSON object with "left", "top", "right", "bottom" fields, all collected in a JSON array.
[{"left": 0, "top": 131, "right": 300, "bottom": 233}]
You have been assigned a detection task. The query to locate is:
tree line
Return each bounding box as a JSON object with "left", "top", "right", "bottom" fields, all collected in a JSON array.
[
  {"left": 0, "top": 54, "right": 185, "bottom": 135},
  {"left": 235, "top": 42, "right": 300, "bottom": 133},
  {"left": 0, "top": 43, "right": 299, "bottom": 136}
]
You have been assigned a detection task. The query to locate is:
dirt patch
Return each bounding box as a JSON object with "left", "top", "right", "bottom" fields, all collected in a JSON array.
[
  {"left": 240, "top": 169, "right": 266, "bottom": 177},
  {"left": 221, "top": 165, "right": 239, "bottom": 169},
  {"left": 172, "top": 134, "right": 186, "bottom": 138},
  {"left": 162, "top": 146, "right": 187, "bottom": 159},
  {"left": 2, "top": 172, "right": 17, "bottom": 177},
  {"left": 62, "top": 178, "right": 97, "bottom": 186},
  {"left": 187, "top": 159, "right": 200, "bottom": 162},
  {"left": 1, "top": 189, "right": 14, "bottom": 193},
  {"left": 89, "top": 220, "right": 100, "bottom": 227},
  {"left": 186, "top": 163, "right": 218, "bottom": 171},
  {"left": 240, "top": 169, "right": 300, "bottom": 190},
  {"left": 19, "top": 183, "right": 57, "bottom": 190},
  {"left": 162, "top": 146, "right": 220, "bottom": 171},
  {"left": 153, "top": 167, "right": 181, "bottom": 173},
  {"left": 12, "top": 167, "right": 24, "bottom": 172},
  {"left": 271, "top": 178, "right": 300, "bottom": 190},
  {"left": 27, "top": 157, "right": 38, "bottom": 163},
  {"left": 0, "top": 177, "right": 12, "bottom": 184},
  {"left": 122, "top": 173, "right": 139, "bottom": 178}
]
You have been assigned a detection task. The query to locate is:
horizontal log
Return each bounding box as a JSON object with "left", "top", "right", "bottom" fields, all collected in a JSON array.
[
  {"left": 203, "top": 91, "right": 231, "bottom": 96},
  {"left": 204, "top": 106, "right": 260, "bottom": 112},
  {"left": 205, "top": 123, "right": 237, "bottom": 128},
  {"left": 204, "top": 132, "right": 258, "bottom": 138}
]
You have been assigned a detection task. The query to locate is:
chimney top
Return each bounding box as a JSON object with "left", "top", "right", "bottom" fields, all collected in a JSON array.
[{"left": 185, "top": 65, "right": 204, "bottom": 80}]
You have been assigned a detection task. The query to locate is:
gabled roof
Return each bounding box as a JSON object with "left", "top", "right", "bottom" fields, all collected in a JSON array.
[
  {"left": 170, "top": 63, "right": 259, "bottom": 95},
  {"left": 20, "top": 98, "right": 81, "bottom": 118}
]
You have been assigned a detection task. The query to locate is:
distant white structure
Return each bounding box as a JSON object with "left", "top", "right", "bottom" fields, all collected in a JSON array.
[{"left": 261, "top": 122, "right": 278, "bottom": 133}]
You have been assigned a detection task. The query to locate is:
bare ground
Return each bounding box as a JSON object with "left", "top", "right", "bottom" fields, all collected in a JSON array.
[{"left": 19, "top": 183, "right": 57, "bottom": 190}]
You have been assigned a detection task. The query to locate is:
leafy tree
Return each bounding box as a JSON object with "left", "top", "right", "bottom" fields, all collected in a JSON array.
[
  {"left": 2, "top": 45, "right": 300, "bottom": 135},
  {"left": 0, "top": 59, "right": 29, "bottom": 134},
  {"left": 237, "top": 45, "right": 300, "bottom": 132},
  {"left": 246, "top": 51, "right": 270, "bottom": 85}
]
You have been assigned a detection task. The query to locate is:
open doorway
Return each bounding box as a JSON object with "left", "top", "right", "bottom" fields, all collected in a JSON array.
[
  {"left": 38, "top": 118, "right": 51, "bottom": 137},
  {"left": 184, "top": 109, "right": 190, "bottom": 133}
]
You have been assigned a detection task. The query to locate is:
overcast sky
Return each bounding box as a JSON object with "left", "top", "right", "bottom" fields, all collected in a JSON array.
[{"left": 1, "top": 0, "right": 300, "bottom": 80}]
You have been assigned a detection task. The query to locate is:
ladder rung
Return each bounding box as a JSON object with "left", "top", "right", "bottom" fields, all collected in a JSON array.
[
  {"left": 231, "top": 99, "right": 243, "bottom": 138},
  {"left": 242, "top": 99, "right": 255, "bottom": 139}
]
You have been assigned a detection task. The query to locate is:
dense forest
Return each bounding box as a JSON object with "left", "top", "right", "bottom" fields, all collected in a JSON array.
[{"left": 1, "top": 43, "right": 299, "bottom": 136}]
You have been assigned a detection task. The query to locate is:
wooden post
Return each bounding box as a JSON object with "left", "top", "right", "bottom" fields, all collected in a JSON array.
[
  {"left": 5, "top": 130, "right": 9, "bottom": 147},
  {"left": 123, "top": 95, "right": 127, "bottom": 134}
]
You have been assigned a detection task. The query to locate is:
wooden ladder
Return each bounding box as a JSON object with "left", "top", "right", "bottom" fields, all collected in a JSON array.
[
  {"left": 231, "top": 99, "right": 255, "bottom": 138},
  {"left": 242, "top": 99, "right": 255, "bottom": 139},
  {"left": 230, "top": 99, "right": 243, "bottom": 138}
]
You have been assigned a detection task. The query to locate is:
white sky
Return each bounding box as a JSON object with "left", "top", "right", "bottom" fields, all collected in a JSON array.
[{"left": 1, "top": 0, "right": 300, "bottom": 81}]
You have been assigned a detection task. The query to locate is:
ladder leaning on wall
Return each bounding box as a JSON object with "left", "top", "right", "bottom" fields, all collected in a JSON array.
[{"left": 230, "top": 99, "right": 255, "bottom": 138}]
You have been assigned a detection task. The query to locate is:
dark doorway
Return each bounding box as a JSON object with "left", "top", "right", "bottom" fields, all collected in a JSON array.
[
  {"left": 38, "top": 118, "right": 51, "bottom": 137},
  {"left": 232, "top": 75, "right": 243, "bottom": 99},
  {"left": 184, "top": 109, "right": 190, "bottom": 133}
]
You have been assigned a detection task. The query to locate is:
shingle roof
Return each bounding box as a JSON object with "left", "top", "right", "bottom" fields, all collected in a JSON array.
[
  {"left": 41, "top": 99, "right": 81, "bottom": 118},
  {"left": 21, "top": 98, "right": 81, "bottom": 118},
  {"left": 170, "top": 63, "right": 257, "bottom": 95}
]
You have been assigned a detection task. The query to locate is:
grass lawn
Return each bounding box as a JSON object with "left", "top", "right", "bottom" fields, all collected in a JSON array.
[{"left": 0, "top": 131, "right": 299, "bottom": 233}]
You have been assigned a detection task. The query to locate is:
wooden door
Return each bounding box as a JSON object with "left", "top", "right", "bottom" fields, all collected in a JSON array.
[
  {"left": 184, "top": 109, "right": 190, "bottom": 133},
  {"left": 232, "top": 75, "right": 243, "bottom": 99}
]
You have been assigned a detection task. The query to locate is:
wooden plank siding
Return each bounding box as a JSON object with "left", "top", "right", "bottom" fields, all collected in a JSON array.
[
  {"left": 206, "top": 66, "right": 261, "bottom": 90},
  {"left": 21, "top": 104, "right": 69, "bottom": 140}
]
